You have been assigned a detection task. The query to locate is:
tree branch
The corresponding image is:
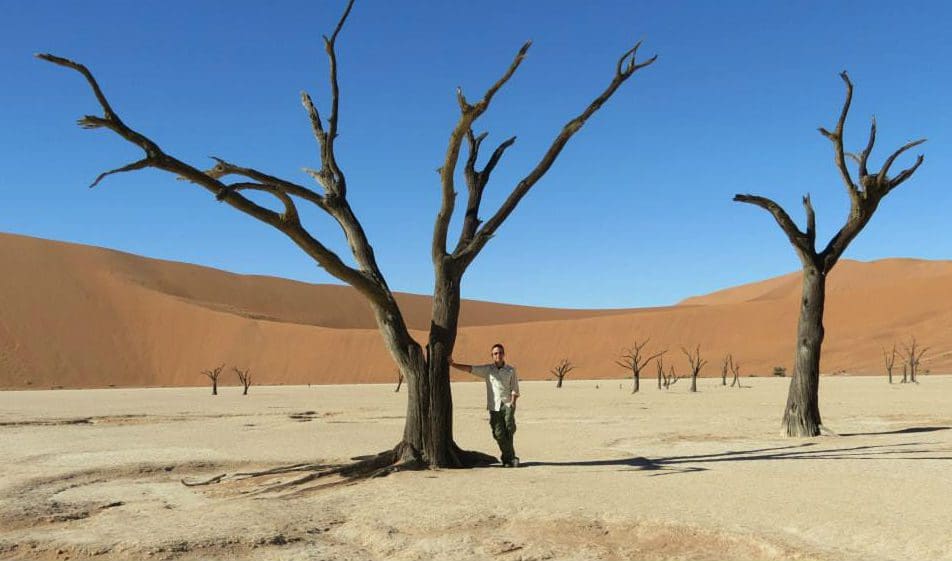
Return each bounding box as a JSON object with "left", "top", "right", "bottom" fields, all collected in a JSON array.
[
  {"left": 733, "top": 194, "right": 816, "bottom": 262},
  {"left": 89, "top": 158, "right": 152, "bottom": 188},
  {"left": 817, "top": 72, "right": 859, "bottom": 202},
  {"left": 455, "top": 131, "right": 517, "bottom": 250},
  {"left": 456, "top": 41, "right": 657, "bottom": 265},
  {"left": 433, "top": 41, "right": 532, "bottom": 264}
]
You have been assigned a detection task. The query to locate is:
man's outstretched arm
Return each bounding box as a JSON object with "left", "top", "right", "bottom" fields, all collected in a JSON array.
[{"left": 449, "top": 357, "right": 480, "bottom": 376}]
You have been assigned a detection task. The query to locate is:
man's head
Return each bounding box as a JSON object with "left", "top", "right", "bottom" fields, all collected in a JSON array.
[{"left": 491, "top": 343, "right": 506, "bottom": 367}]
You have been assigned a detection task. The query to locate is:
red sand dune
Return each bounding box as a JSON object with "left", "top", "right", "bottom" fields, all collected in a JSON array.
[{"left": 0, "top": 232, "right": 949, "bottom": 389}]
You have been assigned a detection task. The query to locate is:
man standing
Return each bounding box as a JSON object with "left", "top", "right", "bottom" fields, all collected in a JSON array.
[{"left": 450, "top": 343, "right": 521, "bottom": 467}]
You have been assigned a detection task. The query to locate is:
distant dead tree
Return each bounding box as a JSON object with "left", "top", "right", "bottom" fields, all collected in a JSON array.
[
  {"left": 394, "top": 369, "right": 404, "bottom": 393},
  {"left": 40, "top": 0, "right": 656, "bottom": 472},
  {"left": 681, "top": 345, "right": 707, "bottom": 393},
  {"left": 666, "top": 365, "right": 679, "bottom": 388},
  {"left": 616, "top": 340, "right": 665, "bottom": 394},
  {"left": 882, "top": 344, "right": 898, "bottom": 384},
  {"left": 656, "top": 355, "right": 665, "bottom": 390},
  {"left": 730, "top": 358, "right": 742, "bottom": 388},
  {"left": 550, "top": 359, "right": 575, "bottom": 388},
  {"left": 734, "top": 73, "right": 925, "bottom": 436},
  {"left": 901, "top": 337, "right": 929, "bottom": 384},
  {"left": 234, "top": 367, "right": 252, "bottom": 395},
  {"left": 201, "top": 363, "right": 224, "bottom": 396},
  {"left": 721, "top": 354, "right": 733, "bottom": 386}
]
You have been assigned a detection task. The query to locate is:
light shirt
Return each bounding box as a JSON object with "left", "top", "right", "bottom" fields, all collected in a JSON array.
[{"left": 470, "top": 363, "right": 520, "bottom": 412}]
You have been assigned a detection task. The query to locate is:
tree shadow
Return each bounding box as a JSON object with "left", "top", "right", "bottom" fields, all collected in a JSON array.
[
  {"left": 838, "top": 426, "right": 950, "bottom": 437},
  {"left": 521, "top": 439, "right": 952, "bottom": 476}
]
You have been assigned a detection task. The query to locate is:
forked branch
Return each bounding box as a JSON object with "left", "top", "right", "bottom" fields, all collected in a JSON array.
[{"left": 456, "top": 42, "right": 657, "bottom": 265}]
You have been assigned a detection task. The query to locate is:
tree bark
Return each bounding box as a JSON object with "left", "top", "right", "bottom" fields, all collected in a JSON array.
[
  {"left": 781, "top": 266, "right": 825, "bottom": 437},
  {"left": 633, "top": 372, "right": 640, "bottom": 393}
]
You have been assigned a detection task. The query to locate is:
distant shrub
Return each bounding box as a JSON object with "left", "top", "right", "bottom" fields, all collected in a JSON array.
[{"left": 772, "top": 366, "right": 787, "bottom": 377}]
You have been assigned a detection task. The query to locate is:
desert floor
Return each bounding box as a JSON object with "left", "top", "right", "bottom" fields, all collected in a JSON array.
[{"left": 1, "top": 376, "right": 950, "bottom": 561}]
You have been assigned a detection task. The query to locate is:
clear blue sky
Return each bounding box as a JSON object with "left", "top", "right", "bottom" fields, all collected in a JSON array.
[{"left": 2, "top": 1, "right": 949, "bottom": 308}]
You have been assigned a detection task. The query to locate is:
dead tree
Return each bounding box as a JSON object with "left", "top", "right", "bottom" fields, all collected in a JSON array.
[
  {"left": 40, "top": 0, "right": 656, "bottom": 472},
  {"left": 656, "top": 355, "right": 665, "bottom": 390},
  {"left": 681, "top": 345, "right": 707, "bottom": 393},
  {"left": 730, "top": 358, "right": 742, "bottom": 388},
  {"left": 202, "top": 363, "right": 224, "bottom": 396},
  {"left": 901, "top": 337, "right": 929, "bottom": 384},
  {"left": 666, "top": 365, "right": 679, "bottom": 388},
  {"left": 234, "top": 367, "right": 252, "bottom": 395},
  {"left": 550, "top": 359, "right": 575, "bottom": 388},
  {"left": 734, "top": 73, "right": 925, "bottom": 436},
  {"left": 901, "top": 363, "right": 908, "bottom": 384},
  {"left": 394, "top": 369, "right": 404, "bottom": 393},
  {"left": 616, "top": 340, "right": 665, "bottom": 394},
  {"left": 882, "top": 345, "right": 897, "bottom": 384},
  {"left": 720, "top": 354, "right": 733, "bottom": 386}
]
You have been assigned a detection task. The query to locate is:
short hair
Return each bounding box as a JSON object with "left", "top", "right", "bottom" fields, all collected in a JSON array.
[{"left": 491, "top": 343, "right": 505, "bottom": 354}]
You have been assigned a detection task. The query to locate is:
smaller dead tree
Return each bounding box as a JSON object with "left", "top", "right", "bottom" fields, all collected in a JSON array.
[
  {"left": 882, "top": 344, "right": 897, "bottom": 384},
  {"left": 664, "top": 365, "right": 679, "bottom": 388},
  {"left": 730, "top": 357, "right": 742, "bottom": 388},
  {"left": 901, "top": 337, "right": 929, "bottom": 384},
  {"left": 202, "top": 363, "right": 224, "bottom": 396},
  {"left": 234, "top": 367, "right": 252, "bottom": 395},
  {"left": 681, "top": 345, "right": 707, "bottom": 393},
  {"left": 656, "top": 355, "right": 665, "bottom": 390},
  {"left": 394, "top": 369, "right": 404, "bottom": 393},
  {"left": 617, "top": 340, "right": 665, "bottom": 394},
  {"left": 721, "top": 354, "right": 733, "bottom": 386},
  {"left": 550, "top": 359, "right": 575, "bottom": 388}
]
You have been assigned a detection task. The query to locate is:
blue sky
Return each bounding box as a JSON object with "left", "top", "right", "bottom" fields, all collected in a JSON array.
[{"left": 2, "top": 1, "right": 949, "bottom": 308}]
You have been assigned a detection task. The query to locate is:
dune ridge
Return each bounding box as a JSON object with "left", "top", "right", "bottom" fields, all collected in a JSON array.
[{"left": 1, "top": 232, "right": 950, "bottom": 389}]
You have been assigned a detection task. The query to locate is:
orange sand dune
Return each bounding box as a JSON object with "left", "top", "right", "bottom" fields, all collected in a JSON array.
[{"left": 0, "top": 232, "right": 949, "bottom": 389}]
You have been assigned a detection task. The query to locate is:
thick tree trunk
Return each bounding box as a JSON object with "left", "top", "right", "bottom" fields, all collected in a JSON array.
[{"left": 782, "top": 266, "right": 825, "bottom": 437}]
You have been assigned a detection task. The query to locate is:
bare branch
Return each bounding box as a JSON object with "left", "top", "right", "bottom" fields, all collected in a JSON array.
[
  {"left": 817, "top": 71, "right": 859, "bottom": 199},
  {"left": 89, "top": 158, "right": 151, "bottom": 188},
  {"left": 434, "top": 41, "right": 532, "bottom": 262},
  {"left": 733, "top": 194, "right": 815, "bottom": 261},
  {"left": 457, "top": 42, "right": 657, "bottom": 264},
  {"left": 456, "top": 132, "right": 518, "bottom": 249},
  {"left": 229, "top": 182, "right": 300, "bottom": 224},
  {"left": 858, "top": 115, "right": 877, "bottom": 180},
  {"left": 802, "top": 194, "right": 816, "bottom": 244}
]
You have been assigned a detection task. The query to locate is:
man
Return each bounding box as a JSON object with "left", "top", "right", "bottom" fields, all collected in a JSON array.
[{"left": 450, "top": 343, "right": 520, "bottom": 467}]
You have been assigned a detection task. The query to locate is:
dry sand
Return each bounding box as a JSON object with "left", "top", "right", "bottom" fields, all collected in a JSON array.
[{"left": 2, "top": 376, "right": 951, "bottom": 561}]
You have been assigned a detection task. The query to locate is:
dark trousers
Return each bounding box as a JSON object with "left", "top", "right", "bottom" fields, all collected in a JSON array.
[{"left": 489, "top": 405, "right": 517, "bottom": 463}]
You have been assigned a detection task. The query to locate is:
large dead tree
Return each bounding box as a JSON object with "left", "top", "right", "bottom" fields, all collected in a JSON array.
[
  {"left": 901, "top": 337, "right": 928, "bottom": 384},
  {"left": 40, "top": 0, "right": 655, "bottom": 473},
  {"left": 550, "top": 359, "right": 575, "bottom": 388},
  {"left": 734, "top": 73, "right": 925, "bottom": 437},
  {"left": 681, "top": 345, "right": 706, "bottom": 393},
  {"left": 616, "top": 340, "right": 665, "bottom": 394},
  {"left": 201, "top": 363, "right": 224, "bottom": 396}
]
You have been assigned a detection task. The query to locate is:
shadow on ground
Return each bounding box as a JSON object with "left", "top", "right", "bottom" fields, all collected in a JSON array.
[{"left": 521, "top": 426, "right": 952, "bottom": 476}]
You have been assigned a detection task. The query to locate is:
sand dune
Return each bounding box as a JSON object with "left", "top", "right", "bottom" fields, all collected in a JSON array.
[{"left": 1, "top": 232, "right": 950, "bottom": 389}]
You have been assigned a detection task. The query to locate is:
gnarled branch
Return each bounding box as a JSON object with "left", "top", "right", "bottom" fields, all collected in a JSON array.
[
  {"left": 733, "top": 194, "right": 816, "bottom": 263},
  {"left": 455, "top": 41, "right": 657, "bottom": 265},
  {"left": 433, "top": 41, "right": 532, "bottom": 264}
]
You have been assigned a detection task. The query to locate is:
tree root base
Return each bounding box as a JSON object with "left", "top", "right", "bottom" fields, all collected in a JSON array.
[{"left": 180, "top": 441, "right": 497, "bottom": 495}]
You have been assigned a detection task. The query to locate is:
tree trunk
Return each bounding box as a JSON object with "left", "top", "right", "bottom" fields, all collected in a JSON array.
[
  {"left": 242, "top": 385, "right": 248, "bottom": 395},
  {"left": 690, "top": 373, "right": 697, "bottom": 393},
  {"left": 556, "top": 376, "right": 563, "bottom": 388},
  {"left": 212, "top": 380, "right": 217, "bottom": 396},
  {"left": 632, "top": 371, "right": 640, "bottom": 393},
  {"left": 657, "top": 369, "right": 662, "bottom": 390},
  {"left": 781, "top": 266, "right": 825, "bottom": 437}
]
